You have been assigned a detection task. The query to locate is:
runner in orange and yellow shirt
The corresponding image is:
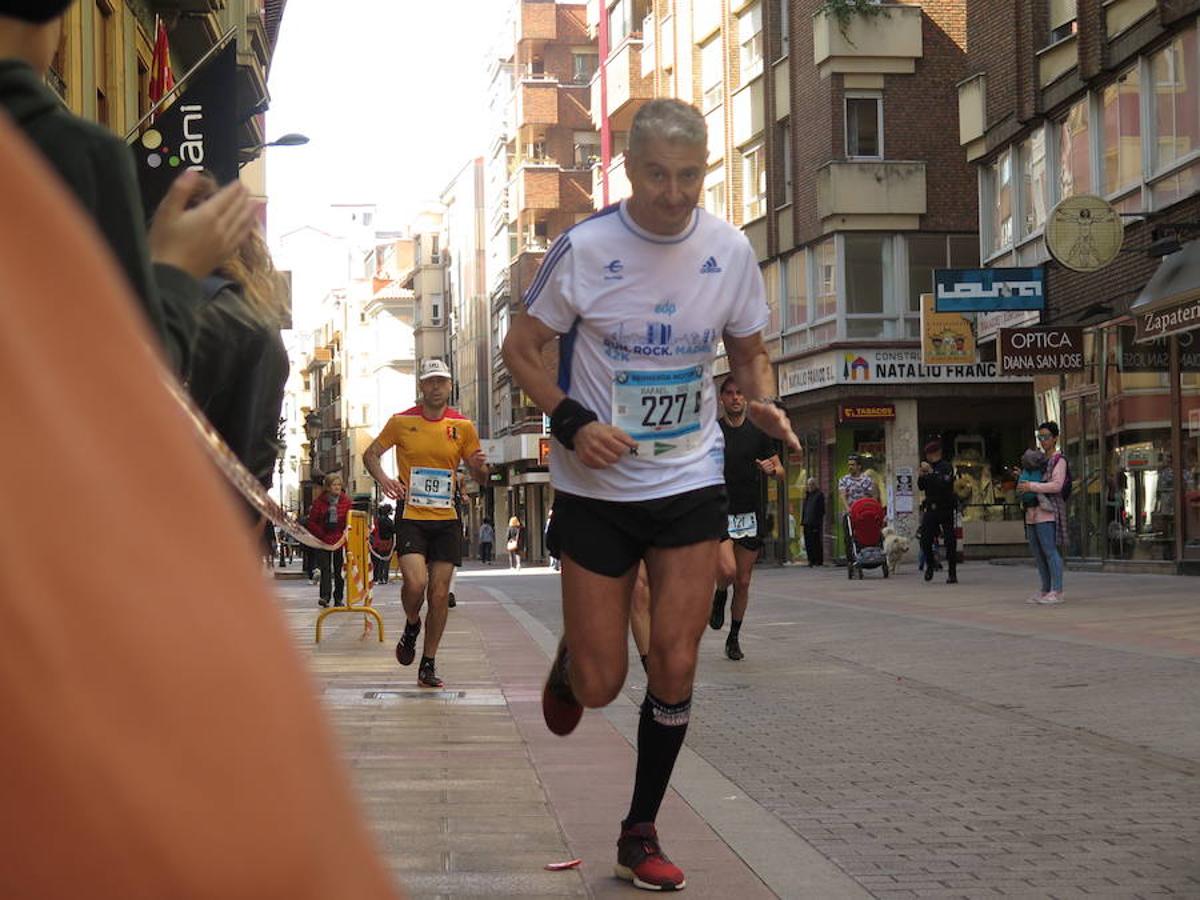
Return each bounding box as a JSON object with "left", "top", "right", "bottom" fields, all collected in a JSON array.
[{"left": 363, "top": 359, "right": 489, "bottom": 687}]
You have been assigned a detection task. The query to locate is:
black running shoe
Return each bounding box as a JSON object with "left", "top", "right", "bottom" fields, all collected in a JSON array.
[
  {"left": 448, "top": 591, "right": 457, "bottom": 608},
  {"left": 395, "top": 620, "right": 421, "bottom": 666},
  {"left": 542, "top": 638, "right": 583, "bottom": 737},
  {"left": 725, "top": 636, "right": 744, "bottom": 661},
  {"left": 709, "top": 587, "right": 728, "bottom": 630},
  {"left": 418, "top": 659, "right": 443, "bottom": 688},
  {"left": 924, "top": 566, "right": 934, "bottom": 582}
]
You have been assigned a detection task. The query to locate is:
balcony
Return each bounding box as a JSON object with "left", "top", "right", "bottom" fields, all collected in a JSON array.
[
  {"left": 510, "top": 165, "right": 592, "bottom": 215},
  {"left": 1037, "top": 33, "right": 1077, "bottom": 88},
  {"left": 812, "top": 4, "right": 923, "bottom": 79},
  {"left": 592, "top": 154, "right": 631, "bottom": 209},
  {"left": 589, "top": 38, "right": 653, "bottom": 132},
  {"left": 731, "top": 73, "right": 765, "bottom": 148},
  {"left": 815, "top": 161, "right": 926, "bottom": 232},
  {"left": 957, "top": 73, "right": 987, "bottom": 162},
  {"left": 519, "top": 0, "right": 559, "bottom": 43},
  {"left": 516, "top": 79, "right": 559, "bottom": 128}
]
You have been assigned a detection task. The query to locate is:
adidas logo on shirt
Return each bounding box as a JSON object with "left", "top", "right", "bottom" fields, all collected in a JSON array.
[{"left": 700, "top": 256, "right": 722, "bottom": 274}]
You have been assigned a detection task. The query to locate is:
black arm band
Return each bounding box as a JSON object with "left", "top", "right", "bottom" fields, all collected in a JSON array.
[{"left": 549, "top": 397, "right": 599, "bottom": 451}]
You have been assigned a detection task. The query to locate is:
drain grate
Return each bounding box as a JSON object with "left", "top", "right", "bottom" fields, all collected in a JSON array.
[{"left": 322, "top": 687, "right": 507, "bottom": 707}]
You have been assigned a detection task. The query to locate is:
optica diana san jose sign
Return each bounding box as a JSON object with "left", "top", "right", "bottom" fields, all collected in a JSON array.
[{"left": 779, "top": 348, "right": 1032, "bottom": 397}]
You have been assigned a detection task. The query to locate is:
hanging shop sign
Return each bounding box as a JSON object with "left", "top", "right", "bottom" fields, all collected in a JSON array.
[
  {"left": 1045, "top": 194, "right": 1125, "bottom": 273},
  {"left": 976, "top": 308, "right": 1041, "bottom": 341},
  {"left": 921, "top": 293, "right": 977, "bottom": 365},
  {"left": 537, "top": 437, "right": 551, "bottom": 466},
  {"left": 997, "top": 326, "right": 1085, "bottom": 375},
  {"left": 779, "top": 348, "right": 1032, "bottom": 397},
  {"left": 1118, "top": 327, "right": 1200, "bottom": 372},
  {"left": 839, "top": 403, "right": 896, "bottom": 423},
  {"left": 1134, "top": 293, "right": 1200, "bottom": 343},
  {"left": 933, "top": 267, "right": 1045, "bottom": 312}
]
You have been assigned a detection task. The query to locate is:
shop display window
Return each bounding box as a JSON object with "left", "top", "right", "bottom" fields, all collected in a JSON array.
[
  {"left": 785, "top": 429, "right": 821, "bottom": 562},
  {"left": 1179, "top": 345, "right": 1200, "bottom": 560}
]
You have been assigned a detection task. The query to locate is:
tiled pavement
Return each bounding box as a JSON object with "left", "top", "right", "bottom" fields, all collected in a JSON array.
[{"left": 280, "top": 561, "right": 1200, "bottom": 898}]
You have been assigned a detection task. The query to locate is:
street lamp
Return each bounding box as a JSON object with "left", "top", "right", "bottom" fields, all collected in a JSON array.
[{"left": 238, "top": 133, "right": 310, "bottom": 169}]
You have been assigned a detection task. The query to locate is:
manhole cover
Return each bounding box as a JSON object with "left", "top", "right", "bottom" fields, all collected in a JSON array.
[{"left": 322, "top": 687, "right": 507, "bottom": 707}]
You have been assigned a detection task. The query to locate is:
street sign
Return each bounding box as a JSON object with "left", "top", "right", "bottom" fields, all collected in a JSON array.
[
  {"left": 998, "top": 327, "right": 1085, "bottom": 375},
  {"left": 934, "top": 267, "right": 1045, "bottom": 312}
]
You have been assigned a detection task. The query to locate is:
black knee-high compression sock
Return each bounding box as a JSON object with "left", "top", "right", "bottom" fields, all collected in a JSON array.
[
  {"left": 729, "top": 618, "right": 743, "bottom": 638},
  {"left": 623, "top": 691, "right": 691, "bottom": 828}
]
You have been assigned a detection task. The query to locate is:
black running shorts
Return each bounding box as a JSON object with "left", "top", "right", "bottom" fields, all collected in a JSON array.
[
  {"left": 396, "top": 518, "right": 462, "bottom": 566},
  {"left": 546, "top": 485, "right": 727, "bottom": 578}
]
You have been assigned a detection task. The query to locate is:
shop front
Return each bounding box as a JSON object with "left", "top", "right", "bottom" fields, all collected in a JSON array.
[
  {"left": 779, "top": 347, "right": 1034, "bottom": 563},
  {"left": 480, "top": 434, "right": 552, "bottom": 565},
  {"left": 1033, "top": 257, "right": 1200, "bottom": 572}
]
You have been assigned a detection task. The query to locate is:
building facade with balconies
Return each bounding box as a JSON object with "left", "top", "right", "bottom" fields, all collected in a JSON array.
[
  {"left": 483, "top": 0, "right": 597, "bottom": 561},
  {"left": 622, "top": 2, "right": 1024, "bottom": 565},
  {"left": 957, "top": 0, "right": 1200, "bottom": 573}
]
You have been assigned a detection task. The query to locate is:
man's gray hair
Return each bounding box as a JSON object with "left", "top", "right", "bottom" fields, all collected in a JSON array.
[{"left": 628, "top": 99, "right": 707, "bottom": 157}]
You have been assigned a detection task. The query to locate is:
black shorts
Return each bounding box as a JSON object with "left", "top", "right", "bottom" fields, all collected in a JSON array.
[
  {"left": 721, "top": 510, "right": 766, "bottom": 552},
  {"left": 396, "top": 518, "right": 462, "bottom": 566},
  {"left": 547, "top": 485, "right": 727, "bottom": 578}
]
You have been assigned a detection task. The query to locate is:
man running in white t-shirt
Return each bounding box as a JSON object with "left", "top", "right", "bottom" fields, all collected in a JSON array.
[{"left": 502, "top": 98, "right": 799, "bottom": 892}]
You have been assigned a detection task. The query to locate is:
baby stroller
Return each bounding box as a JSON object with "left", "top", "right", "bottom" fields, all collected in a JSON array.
[{"left": 846, "top": 496, "right": 889, "bottom": 579}]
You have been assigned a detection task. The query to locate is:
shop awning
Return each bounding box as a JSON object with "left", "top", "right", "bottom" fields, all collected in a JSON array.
[{"left": 1131, "top": 240, "right": 1200, "bottom": 342}]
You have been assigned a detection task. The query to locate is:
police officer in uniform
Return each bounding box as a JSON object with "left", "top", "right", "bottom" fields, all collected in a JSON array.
[{"left": 918, "top": 440, "right": 958, "bottom": 584}]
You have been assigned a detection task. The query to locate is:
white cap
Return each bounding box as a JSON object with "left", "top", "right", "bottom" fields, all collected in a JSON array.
[{"left": 419, "top": 358, "right": 452, "bottom": 381}]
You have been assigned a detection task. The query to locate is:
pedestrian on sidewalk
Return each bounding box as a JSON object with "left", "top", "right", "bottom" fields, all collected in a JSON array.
[
  {"left": 918, "top": 440, "right": 959, "bottom": 584},
  {"left": 1020, "top": 422, "right": 1069, "bottom": 605},
  {"left": 0, "top": 3, "right": 257, "bottom": 378},
  {"left": 502, "top": 98, "right": 800, "bottom": 892},
  {"left": 306, "top": 473, "right": 350, "bottom": 608},
  {"left": 802, "top": 477, "right": 826, "bottom": 567},
  {"left": 370, "top": 503, "right": 395, "bottom": 585},
  {"left": 505, "top": 516, "right": 525, "bottom": 570},
  {"left": 838, "top": 454, "right": 877, "bottom": 557},
  {"left": 478, "top": 517, "right": 495, "bottom": 565},
  {"left": 363, "top": 358, "right": 490, "bottom": 689},
  {"left": 545, "top": 509, "right": 560, "bottom": 571}
]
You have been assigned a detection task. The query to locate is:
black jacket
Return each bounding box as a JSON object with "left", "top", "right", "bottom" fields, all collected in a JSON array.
[
  {"left": 0, "top": 59, "right": 202, "bottom": 375},
  {"left": 187, "top": 279, "right": 289, "bottom": 488},
  {"left": 918, "top": 459, "right": 957, "bottom": 513},
  {"left": 801, "top": 489, "right": 825, "bottom": 529}
]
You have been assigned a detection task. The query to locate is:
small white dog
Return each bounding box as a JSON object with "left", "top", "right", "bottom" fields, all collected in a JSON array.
[{"left": 882, "top": 527, "right": 911, "bottom": 574}]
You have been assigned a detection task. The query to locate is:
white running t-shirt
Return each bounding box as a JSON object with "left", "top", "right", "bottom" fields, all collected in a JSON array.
[{"left": 524, "top": 200, "right": 768, "bottom": 502}]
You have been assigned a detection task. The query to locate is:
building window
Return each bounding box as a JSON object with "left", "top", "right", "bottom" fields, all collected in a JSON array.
[
  {"left": 737, "top": 2, "right": 763, "bottom": 85},
  {"left": 1019, "top": 128, "right": 1048, "bottom": 239},
  {"left": 814, "top": 238, "right": 837, "bottom": 321},
  {"left": 1101, "top": 66, "right": 1142, "bottom": 198},
  {"left": 1152, "top": 30, "right": 1199, "bottom": 174},
  {"left": 777, "top": 0, "right": 789, "bottom": 60},
  {"left": 572, "top": 51, "right": 598, "bottom": 85},
  {"left": 573, "top": 130, "right": 600, "bottom": 167},
  {"left": 742, "top": 142, "right": 766, "bottom": 222},
  {"left": 641, "top": 13, "right": 655, "bottom": 76},
  {"left": 608, "top": 0, "right": 642, "bottom": 46},
  {"left": 1048, "top": 0, "right": 1076, "bottom": 44},
  {"left": 1057, "top": 98, "right": 1091, "bottom": 200},
  {"left": 701, "top": 37, "right": 723, "bottom": 112},
  {"left": 764, "top": 260, "right": 781, "bottom": 336},
  {"left": 774, "top": 118, "right": 792, "bottom": 207},
  {"left": 94, "top": 0, "right": 114, "bottom": 127},
  {"left": 705, "top": 165, "right": 726, "bottom": 219},
  {"left": 906, "top": 234, "right": 946, "bottom": 314},
  {"left": 48, "top": 26, "right": 68, "bottom": 101},
  {"left": 785, "top": 250, "right": 808, "bottom": 330},
  {"left": 845, "top": 94, "right": 882, "bottom": 159},
  {"left": 660, "top": 14, "right": 675, "bottom": 70},
  {"left": 844, "top": 234, "right": 892, "bottom": 315},
  {"left": 988, "top": 148, "right": 1013, "bottom": 256}
]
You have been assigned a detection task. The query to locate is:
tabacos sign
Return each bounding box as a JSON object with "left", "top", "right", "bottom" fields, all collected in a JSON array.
[
  {"left": 998, "top": 327, "right": 1085, "bottom": 375},
  {"left": 839, "top": 403, "right": 896, "bottom": 423}
]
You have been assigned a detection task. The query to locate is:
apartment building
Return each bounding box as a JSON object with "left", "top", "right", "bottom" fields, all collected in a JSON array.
[
  {"left": 958, "top": 0, "right": 1200, "bottom": 572},
  {"left": 484, "top": 0, "right": 597, "bottom": 559},
  {"left": 50, "top": 0, "right": 283, "bottom": 159},
  {"left": 590, "top": 1, "right": 1026, "bottom": 563},
  {"left": 403, "top": 207, "right": 450, "bottom": 368}
]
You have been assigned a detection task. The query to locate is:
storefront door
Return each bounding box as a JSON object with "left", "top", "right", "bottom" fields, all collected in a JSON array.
[{"left": 1062, "top": 394, "right": 1104, "bottom": 559}]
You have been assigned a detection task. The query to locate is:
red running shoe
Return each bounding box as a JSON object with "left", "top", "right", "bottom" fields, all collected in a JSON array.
[
  {"left": 541, "top": 638, "right": 582, "bottom": 737},
  {"left": 615, "top": 822, "right": 686, "bottom": 891}
]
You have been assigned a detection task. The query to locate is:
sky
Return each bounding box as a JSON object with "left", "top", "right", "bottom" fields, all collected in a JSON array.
[{"left": 264, "top": 0, "right": 509, "bottom": 243}]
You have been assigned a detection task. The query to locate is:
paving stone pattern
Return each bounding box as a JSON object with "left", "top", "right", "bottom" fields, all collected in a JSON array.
[{"left": 498, "top": 564, "right": 1200, "bottom": 899}]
